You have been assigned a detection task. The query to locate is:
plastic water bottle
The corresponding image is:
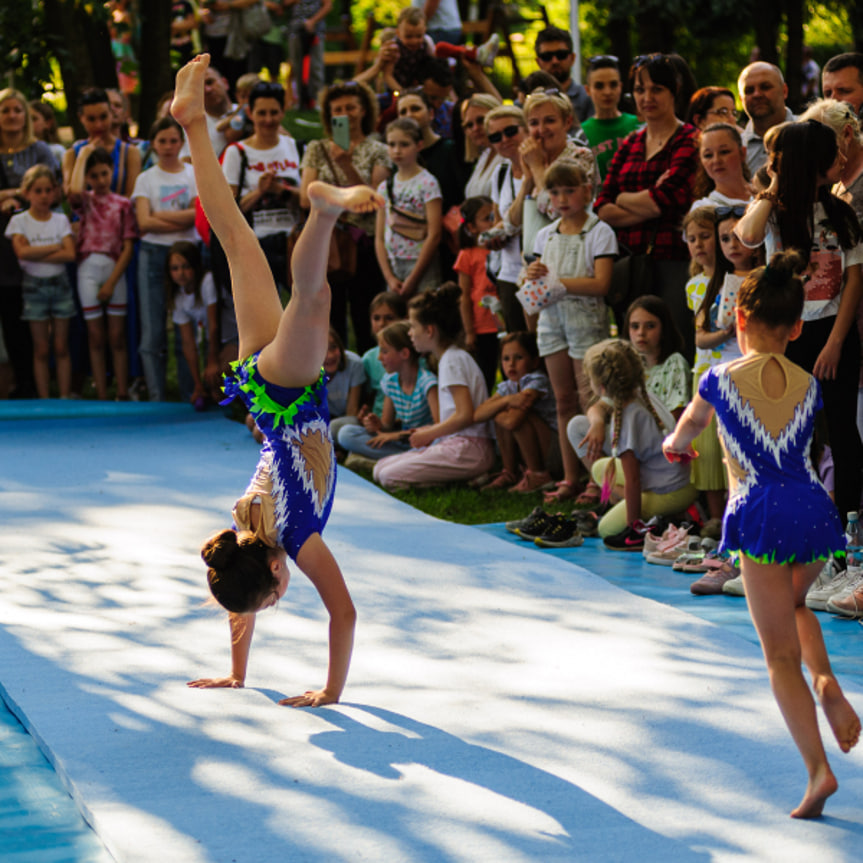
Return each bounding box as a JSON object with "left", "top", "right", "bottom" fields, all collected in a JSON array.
[{"left": 845, "top": 511, "right": 862, "bottom": 569}]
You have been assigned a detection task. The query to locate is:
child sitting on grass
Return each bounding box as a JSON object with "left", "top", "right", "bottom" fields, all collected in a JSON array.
[
  {"left": 567, "top": 339, "right": 695, "bottom": 549},
  {"left": 373, "top": 282, "right": 494, "bottom": 488},
  {"left": 474, "top": 332, "right": 558, "bottom": 493},
  {"left": 339, "top": 320, "right": 439, "bottom": 461}
]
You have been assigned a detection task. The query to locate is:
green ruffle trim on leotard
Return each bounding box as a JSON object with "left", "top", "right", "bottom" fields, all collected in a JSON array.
[
  {"left": 222, "top": 356, "right": 326, "bottom": 431},
  {"left": 731, "top": 548, "right": 845, "bottom": 566}
]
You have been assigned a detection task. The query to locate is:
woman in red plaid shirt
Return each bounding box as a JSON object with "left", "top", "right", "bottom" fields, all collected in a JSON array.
[{"left": 595, "top": 54, "right": 699, "bottom": 360}]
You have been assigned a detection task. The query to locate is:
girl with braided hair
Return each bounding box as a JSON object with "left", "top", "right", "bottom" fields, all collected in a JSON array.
[
  {"left": 664, "top": 250, "right": 859, "bottom": 818},
  {"left": 566, "top": 338, "right": 695, "bottom": 549}
]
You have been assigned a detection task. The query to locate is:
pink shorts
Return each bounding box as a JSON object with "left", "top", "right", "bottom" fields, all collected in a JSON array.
[{"left": 373, "top": 435, "right": 495, "bottom": 489}]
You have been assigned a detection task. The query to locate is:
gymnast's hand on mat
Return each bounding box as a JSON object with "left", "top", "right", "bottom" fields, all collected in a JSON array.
[
  {"left": 187, "top": 675, "right": 244, "bottom": 689},
  {"left": 279, "top": 688, "right": 338, "bottom": 708}
]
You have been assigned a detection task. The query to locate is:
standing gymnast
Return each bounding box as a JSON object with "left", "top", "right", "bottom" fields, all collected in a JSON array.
[
  {"left": 663, "top": 251, "right": 860, "bottom": 818},
  {"left": 172, "top": 55, "right": 382, "bottom": 707}
]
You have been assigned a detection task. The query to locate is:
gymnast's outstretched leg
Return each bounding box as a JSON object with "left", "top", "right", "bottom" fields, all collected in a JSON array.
[{"left": 173, "top": 54, "right": 382, "bottom": 707}]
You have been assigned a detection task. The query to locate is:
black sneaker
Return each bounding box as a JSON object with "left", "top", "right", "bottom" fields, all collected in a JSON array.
[
  {"left": 534, "top": 516, "right": 584, "bottom": 548},
  {"left": 570, "top": 510, "right": 599, "bottom": 537},
  {"left": 603, "top": 524, "right": 646, "bottom": 551},
  {"left": 511, "top": 508, "right": 564, "bottom": 541},
  {"left": 505, "top": 506, "right": 546, "bottom": 536}
]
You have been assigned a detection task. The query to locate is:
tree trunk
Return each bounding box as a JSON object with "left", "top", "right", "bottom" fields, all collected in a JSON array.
[
  {"left": 848, "top": 0, "right": 863, "bottom": 53},
  {"left": 785, "top": 0, "right": 804, "bottom": 112},
  {"left": 751, "top": 1, "right": 781, "bottom": 65},
  {"left": 43, "top": 0, "right": 118, "bottom": 138},
  {"left": 137, "top": 0, "right": 174, "bottom": 138}
]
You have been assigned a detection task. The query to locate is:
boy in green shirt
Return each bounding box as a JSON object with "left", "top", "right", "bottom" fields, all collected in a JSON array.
[{"left": 581, "top": 56, "right": 640, "bottom": 184}]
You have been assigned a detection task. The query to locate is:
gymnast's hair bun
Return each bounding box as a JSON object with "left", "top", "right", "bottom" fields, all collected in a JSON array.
[{"left": 201, "top": 529, "right": 239, "bottom": 569}]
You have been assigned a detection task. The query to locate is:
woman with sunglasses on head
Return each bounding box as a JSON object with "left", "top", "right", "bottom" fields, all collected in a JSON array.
[
  {"left": 595, "top": 53, "right": 699, "bottom": 359},
  {"left": 300, "top": 80, "right": 391, "bottom": 354},
  {"left": 735, "top": 118, "right": 863, "bottom": 524},
  {"left": 691, "top": 122, "right": 753, "bottom": 210},
  {"left": 221, "top": 81, "right": 301, "bottom": 296}
]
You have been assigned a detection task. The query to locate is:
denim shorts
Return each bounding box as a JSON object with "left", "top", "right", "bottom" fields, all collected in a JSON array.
[{"left": 21, "top": 272, "right": 76, "bottom": 321}]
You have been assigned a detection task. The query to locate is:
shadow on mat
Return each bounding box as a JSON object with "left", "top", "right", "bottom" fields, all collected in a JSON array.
[{"left": 308, "top": 703, "right": 712, "bottom": 861}]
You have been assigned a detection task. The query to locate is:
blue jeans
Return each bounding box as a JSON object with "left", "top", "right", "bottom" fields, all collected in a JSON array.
[
  {"left": 337, "top": 422, "right": 410, "bottom": 460},
  {"left": 137, "top": 241, "right": 170, "bottom": 401}
]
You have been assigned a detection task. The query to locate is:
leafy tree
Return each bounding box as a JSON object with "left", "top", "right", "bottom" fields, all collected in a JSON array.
[{"left": 0, "top": 0, "right": 59, "bottom": 96}]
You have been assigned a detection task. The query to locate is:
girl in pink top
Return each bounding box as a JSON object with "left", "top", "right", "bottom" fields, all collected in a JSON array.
[{"left": 68, "top": 145, "right": 137, "bottom": 399}]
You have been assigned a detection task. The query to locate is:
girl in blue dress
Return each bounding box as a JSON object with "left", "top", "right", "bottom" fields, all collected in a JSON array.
[
  {"left": 664, "top": 250, "right": 860, "bottom": 818},
  {"left": 172, "top": 55, "right": 384, "bottom": 708}
]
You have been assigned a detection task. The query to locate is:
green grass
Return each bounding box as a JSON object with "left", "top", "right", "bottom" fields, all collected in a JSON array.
[{"left": 344, "top": 463, "right": 545, "bottom": 525}]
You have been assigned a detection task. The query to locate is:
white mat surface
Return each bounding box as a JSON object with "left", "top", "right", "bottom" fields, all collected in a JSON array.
[{"left": 1, "top": 411, "right": 862, "bottom": 862}]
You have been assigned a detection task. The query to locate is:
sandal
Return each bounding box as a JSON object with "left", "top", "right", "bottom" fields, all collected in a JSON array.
[
  {"left": 543, "top": 479, "right": 579, "bottom": 502},
  {"left": 509, "top": 469, "right": 555, "bottom": 494},
  {"left": 479, "top": 469, "right": 517, "bottom": 492},
  {"left": 572, "top": 481, "right": 602, "bottom": 510}
]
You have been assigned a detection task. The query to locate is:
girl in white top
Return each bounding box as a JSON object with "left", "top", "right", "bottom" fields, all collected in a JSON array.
[
  {"left": 165, "top": 241, "right": 219, "bottom": 409},
  {"left": 5, "top": 165, "right": 75, "bottom": 398},
  {"left": 222, "top": 81, "right": 302, "bottom": 243},
  {"left": 526, "top": 159, "right": 618, "bottom": 505},
  {"left": 375, "top": 117, "right": 442, "bottom": 298},
  {"left": 373, "top": 283, "right": 495, "bottom": 488},
  {"left": 132, "top": 116, "right": 198, "bottom": 401}
]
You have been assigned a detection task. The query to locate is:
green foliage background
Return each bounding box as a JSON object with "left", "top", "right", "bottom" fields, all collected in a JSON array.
[{"left": 342, "top": 0, "right": 855, "bottom": 97}]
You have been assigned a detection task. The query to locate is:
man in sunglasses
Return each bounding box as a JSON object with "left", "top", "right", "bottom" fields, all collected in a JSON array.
[{"left": 534, "top": 26, "right": 593, "bottom": 124}]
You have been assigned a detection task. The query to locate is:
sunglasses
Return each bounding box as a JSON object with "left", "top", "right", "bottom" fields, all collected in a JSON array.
[
  {"left": 714, "top": 205, "right": 747, "bottom": 220},
  {"left": 588, "top": 54, "right": 619, "bottom": 66},
  {"left": 487, "top": 124, "right": 521, "bottom": 144},
  {"left": 633, "top": 53, "right": 668, "bottom": 67},
  {"left": 537, "top": 49, "right": 571, "bottom": 62}
]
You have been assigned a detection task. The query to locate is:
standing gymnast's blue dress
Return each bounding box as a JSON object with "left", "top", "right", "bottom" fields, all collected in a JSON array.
[
  {"left": 700, "top": 352, "right": 845, "bottom": 563},
  {"left": 222, "top": 351, "right": 337, "bottom": 559}
]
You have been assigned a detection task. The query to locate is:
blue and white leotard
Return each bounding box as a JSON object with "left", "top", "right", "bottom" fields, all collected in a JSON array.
[{"left": 223, "top": 351, "right": 336, "bottom": 560}]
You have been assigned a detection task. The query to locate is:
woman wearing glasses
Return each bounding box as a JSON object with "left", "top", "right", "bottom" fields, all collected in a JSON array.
[
  {"left": 461, "top": 93, "right": 505, "bottom": 199},
  {"left": 687, "top": 86, "right": 740, "bottom": 131},
  {"left": 595, "top": 53, "right": 699, "bottom": 359},
  {"left": 300, "top": 80, "right": 391, "bottom": 353},
  {"left": 222, "top": 81, "right": 301, "bottom": 295},
  {"left": 483, "top": 105, "right": 529, "bottom": 333}
]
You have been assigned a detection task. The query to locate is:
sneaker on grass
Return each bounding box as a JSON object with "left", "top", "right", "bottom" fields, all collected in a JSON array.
[
  {"left": 603, "top": 523, "right": 646, "bottom": 551},
  {"left": 534, "top": 516, "right": 584, "bottom": 548}
]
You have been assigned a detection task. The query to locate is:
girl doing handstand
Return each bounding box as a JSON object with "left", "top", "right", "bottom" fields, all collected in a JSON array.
[{"left": 172, "top": 55, "right": 382, "bottom": 707}]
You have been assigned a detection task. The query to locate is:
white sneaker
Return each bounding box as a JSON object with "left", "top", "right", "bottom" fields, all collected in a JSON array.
[
  {"left": 805, "top": 561, "right": 860, "bottom": 611},
  {"left": 476, "top": 33, "right": 500, "bottom": 67},
  {"left": 646, "top": 534, "right": 701, "bottom": 567},
  {"left": 722, "top": 574, "right": 745, "bottom": 596}
]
